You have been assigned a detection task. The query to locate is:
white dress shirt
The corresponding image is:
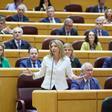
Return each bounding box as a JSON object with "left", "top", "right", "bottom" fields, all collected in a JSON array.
[{"left": 33, "top": 55, "right": 74, "bottom": 90}]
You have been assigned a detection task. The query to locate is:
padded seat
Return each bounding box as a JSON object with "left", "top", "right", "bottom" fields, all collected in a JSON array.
[
  {"left": 17, "top": 75, "right": 44, "bottom": 112},
  {"left": 64, "top": 4, "right": 83, "bottom": 12},
  {"left": 69, "top": 16, "right": 85, "bottom": 23}
]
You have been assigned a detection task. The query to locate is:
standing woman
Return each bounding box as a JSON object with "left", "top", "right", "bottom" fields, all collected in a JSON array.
[
  {"left": 0, "top": 44, "right": 10, "bottom": 67},
  {"left": 34, "top": 0, "right": 52, "bottom": 11},
  {"left": 64, "top": 43, "right": 81, "bottom": 68},
  {"left": 81, "top": 31, "right": 102, "bottom": 50},
  {"left": 5, "top": 0, "right": 27, "bottom": 11},
  {"left": 22, "top": 39, "right": 82, "bottom": 90}
]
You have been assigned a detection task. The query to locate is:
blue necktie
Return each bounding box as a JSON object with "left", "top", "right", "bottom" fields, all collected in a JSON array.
[{"left": 84, "top": 80, "right": 90, "bottom": 90}]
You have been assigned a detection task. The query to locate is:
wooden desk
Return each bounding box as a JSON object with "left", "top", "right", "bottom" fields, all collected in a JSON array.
[
  {"left": 3, "top": 50, "right": 112, "bottom": 67},
  {"left": 32, "top": 90, "right": 112, "bottom": 112}
]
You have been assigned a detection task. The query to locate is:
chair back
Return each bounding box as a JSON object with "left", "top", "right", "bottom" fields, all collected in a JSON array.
[
  {"left": 85, "top": 5, "right": 94, "bottom": 12},
  {"left": 21, "top": 26, "right": 38, "bottom": 35},
  {"left": 17, "top": 75, "right": 44, "bottom": 111},
  {"left": 69, "top": 16, "right": 85, "bottom": 23},
  {"left": 104, "top": 77, "right": 112, "bottom": 89},
  {"left": 94, "top": 57, "right": 106, "bottom": 68},
  {"left": 64, "top": 4, "right": 82, "bottom": 12},
  {"left": 72, "top": 40, "right": 84, "bottom": 50},
  {"left": 5, "top": 15, "right": 13, "bottom": 21},
  {"left": 15, "top": 57, "right": 29, "bottom": 67},
  {"left": 42, "top": 38, "right": 64, "bottom": 49},
  {"left": 108, "top": 40, "right": 112, "bottom": 50}
]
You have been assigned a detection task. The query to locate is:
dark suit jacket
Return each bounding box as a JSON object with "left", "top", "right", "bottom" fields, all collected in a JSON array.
[
  {"left": 19, "top": 58, "right": 41, "bottom": 68},
  {"left": 40, "top": 17, "right": 61, "bottom": 23},
  {"left": 102, "top": 57, "right": 112, "bottom": 68},
  {"left": 71, "top": 77, "right": 101, "bottom": 89},
  {"left": 4, "top": 39, "right": 31, "bottom": 49},
  {"left": 70, "top": 57, "right": 81, "bottom": 68},
  {"left": 92, "top": 28, "right": 109, "bottom": 36},
  {"left": 92, "top": 5, "right": 107, "bottom": 12},
  {"left": 56, "top": 27, "right": 78, "bottom": 35},
  {"left": 11, "top": 14, "right": 29, "bottom": 22}
]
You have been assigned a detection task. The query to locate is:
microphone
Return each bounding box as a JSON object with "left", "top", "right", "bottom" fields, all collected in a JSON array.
[{"left": 49, "top": 58, "right": 54, "bottom": 90}]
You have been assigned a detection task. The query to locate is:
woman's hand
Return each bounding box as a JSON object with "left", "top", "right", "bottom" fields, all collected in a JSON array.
[{"left": 21, "top": 68, "right": 34, "bottom": 76}]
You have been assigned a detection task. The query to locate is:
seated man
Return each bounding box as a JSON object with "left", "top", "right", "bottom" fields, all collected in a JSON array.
[
  {"left": 101, "top": 97, "right": 112, "bottom": 112},
  {"left": 40, "top": 6, "right": 61, "bottom": 23},
  {"left": 4, "top": 26, "right": 31, "bottom": 49},
  {"left": 92, "top": 16, "right": 109, "bottom": 36},
  {"left": 71, "top": 62, "right": 101, "bottom": 90},
  {"left": 11, "top": 4, "right": 29, "bottom": 22},
  {"left": 0, "top": 16, "right": 12, "bottom": 34},
  {"left": 54, "top": 18, "right": 78, "bottom": 36},
  {"left": 102, "top": 57, "right": 112, "bottom": 68},
  {"left": 92, "top": 0, "right": 107, "bottom": 13},
  {"left": 19, "top": 47, "right": 41, "bottom": 68}
]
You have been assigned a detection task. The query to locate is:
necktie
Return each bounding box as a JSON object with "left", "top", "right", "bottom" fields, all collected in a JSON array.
[
  {"left": 17, "top": 41, "right": 21, "bottom": 49},
  {"left": 100, "top": 7, "right": 103, "bottom": 12},
  {"left": 84, "top": 80, "right": 90, "bottom": 90},
  {"left": 50, "top": 18, "right": 53, "bottom": 23},
  {"left": 32, "top": 62, "right": 36, "bottom": 68},
  {"left": 97, "top": 30, "right": 102, "bottom": 36}
]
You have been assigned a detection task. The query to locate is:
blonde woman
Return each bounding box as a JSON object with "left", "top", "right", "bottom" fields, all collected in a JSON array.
[{"left": 64, "top": 43, "right": 81, "bottom": 68}]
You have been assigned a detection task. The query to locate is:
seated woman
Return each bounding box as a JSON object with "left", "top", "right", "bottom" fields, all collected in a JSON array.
[
  {"left": 104, "top": 8, "right": 112, "bottom": 24},
  {"left": 5, "top": 0, "right": 27, "bottom": 11},
  {"left": 81, "top": 31, "right": 102, "bottom": 50},
  {"left": 64, "top": 43, "right": 81, "bottom": 68},
  {"left": 0, "top": 44, "right": 10, "bottom": 67},
  {"left": 34, "top": 0, "right": 52, "bottom": 11}
]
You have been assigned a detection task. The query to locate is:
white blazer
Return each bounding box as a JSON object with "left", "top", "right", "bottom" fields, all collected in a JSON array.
[{"left": 33, "top": 55, "right": 74, "bottom": 90}]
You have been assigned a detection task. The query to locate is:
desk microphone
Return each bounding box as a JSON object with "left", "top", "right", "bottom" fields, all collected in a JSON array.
[{"left": 49, "top": 58, "right": 54, "bottom": 90}]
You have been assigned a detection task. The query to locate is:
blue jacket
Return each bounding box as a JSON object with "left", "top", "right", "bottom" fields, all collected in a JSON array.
[
  {"left": 102, "top": 57, "right": 112, "bottom": 68},
  {"left": 19, "top": 58, "right": 41, "bottom": 68},
  {"left": 56, "top": 27, "right": 78, "bottom": 35},
  {"left": 4, "top": 39, "right": 31, "bottom": 49},
  {"left": 40, "top": 17, "right": 61, "bottom": 23},
  {"left": 92, "top": 29, "right": 109, "bottom": 36},
  {"left": 71, "top": 77, "right": 101, "bottom": 90},
  {"left": 11, "top": 14, "right": 29, "bottom": 22}
]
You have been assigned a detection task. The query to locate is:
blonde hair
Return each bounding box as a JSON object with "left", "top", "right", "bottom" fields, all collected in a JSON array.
[
  {"left": 63, "top": 43, "right": 74, "bottom": 58},
  {"left": 49, "top": 39, "right": 65, "bottom": 58}
]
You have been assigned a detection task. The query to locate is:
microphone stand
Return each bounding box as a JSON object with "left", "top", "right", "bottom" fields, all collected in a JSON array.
[{"left": 49, "top": 58, "right": 54, "bottom": 90}]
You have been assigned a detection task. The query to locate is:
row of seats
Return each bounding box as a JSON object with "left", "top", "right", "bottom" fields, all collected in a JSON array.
[
  {"left": 0, "top": 10, "right": 101, "bottom": 23},
  {"left": 1, "top": 0, "right": 112, "bottom": 11},
  {"left": 5, "top": 22, "right": 112, "bottom": 35},
  {"left": 1, "top": 35, "right": 111, "bottom": 50}
]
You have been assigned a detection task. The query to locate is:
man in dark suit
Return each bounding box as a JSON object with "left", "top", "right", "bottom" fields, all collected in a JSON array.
[
  {"left": 40, "top": 6, "right": 61, "bottom": 23},
  {"left": 55, "top": 18, "right": 78, "bottom": 36},
  {"left": 102, "top": 57, "right": 112, "bottom": 68},
  {"left": 92, "top": 0, "right": 107, "bottom": 13},
  {"left": 92, "top": 16, "right": 109, "bottom": 36},
  {"left": 71, "top": 62, "right": 101, "bottom": 90},
  {"left": 4, "top": 26, "right": 31, "bottom": 49},
  {"left": 11, "top": 4, "right": 29, "bottom": 22},
  {"left": 19, "top": 47, "right": 41, "bottom": 68}
]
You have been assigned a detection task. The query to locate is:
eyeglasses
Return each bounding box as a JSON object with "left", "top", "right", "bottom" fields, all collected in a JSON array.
[
  {"left": 96, "top": 23, "right": 102, "bottom": 25},
  {"left": 14, "top": 31, "right": 21, "bottom": 33},
  {"left": 86, "top": 69, "right": 93, "bottom": 71}
]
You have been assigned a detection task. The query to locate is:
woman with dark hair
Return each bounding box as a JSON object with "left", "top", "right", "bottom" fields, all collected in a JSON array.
[
  {"left": 0, "top": 44, "right": 10, "bottom": 67},
  {"left": 34, "top": 0, "right": 52, "bottom": 11},
  {"left": 104, "top": 8, "right": 112, "bottom": 24},
  {"left": 5, "top": 0, "right": 27, "bottom": 11},
  {"left": 81, "top": 31, "right": 102, "bottom": 50}
]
